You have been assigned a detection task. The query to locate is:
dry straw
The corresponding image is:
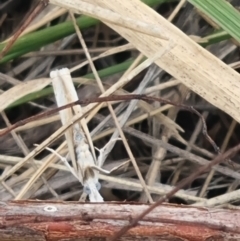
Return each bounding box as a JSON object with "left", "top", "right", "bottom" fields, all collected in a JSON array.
[{"left": 49, "top": 0, "right": 240, "bottom": 123}]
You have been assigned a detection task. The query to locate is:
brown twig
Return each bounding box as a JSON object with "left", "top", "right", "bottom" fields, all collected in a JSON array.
[
  {"left": 0, "top": 0, "right": 48, "bottom": 60},
  {"left": 0, "top": 94, "right": 217, "bottom": 154}
]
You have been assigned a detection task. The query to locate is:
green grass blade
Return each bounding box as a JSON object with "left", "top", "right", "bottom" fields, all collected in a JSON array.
[
  {"left": 201, "top": 29, "right": 231, "bottom": 47},
  {"left": 188, "top": 0, "right": 240, "bottom": 42}
]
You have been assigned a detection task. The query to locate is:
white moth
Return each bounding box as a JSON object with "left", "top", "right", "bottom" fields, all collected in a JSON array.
[{"left": 50, "top": 68, "right": 104, "bottom": 202}]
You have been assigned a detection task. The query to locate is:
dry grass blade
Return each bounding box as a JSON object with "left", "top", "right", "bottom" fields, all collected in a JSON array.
[
  {"left": 52, "top": 1, "right": 169, "bottom": 40},
  {"left": 49, "top": 0, "right": 240, "bottom": 123},
  {"left": 0, "top": 78, "right": 51, "bottom": 112}
]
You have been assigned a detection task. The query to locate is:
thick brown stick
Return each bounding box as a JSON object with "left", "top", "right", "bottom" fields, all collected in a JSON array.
[{"left": 0, "top": 200, "right": 239, "bottom": 241}]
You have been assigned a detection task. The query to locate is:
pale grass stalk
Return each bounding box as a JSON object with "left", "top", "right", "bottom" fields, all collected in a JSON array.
[
  {"left": 51, "top": 0, "right": 169, "bottom": 40},
  {"left": 70, "top": 43, "right": 134, "bottom": 73},
  {"left": 0, "top": 78, "right": 51, "bottom": 112},
  {"left": 192, "top": 189, "right": 240, "bottom": 207}
]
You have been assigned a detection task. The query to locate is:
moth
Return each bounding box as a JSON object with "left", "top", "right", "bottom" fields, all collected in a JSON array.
[{"left": 50, "top": 68, "right": 106, "bottom": 202}]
